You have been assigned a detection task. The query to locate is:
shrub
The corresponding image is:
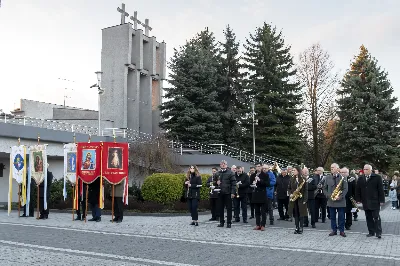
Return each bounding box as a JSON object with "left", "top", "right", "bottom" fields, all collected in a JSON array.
[
  {"left": 142, "top": 173, "right": 212, "bottom": 204},
  {"left": 141, "top": 173, "right": 185, "bottom": 204}
]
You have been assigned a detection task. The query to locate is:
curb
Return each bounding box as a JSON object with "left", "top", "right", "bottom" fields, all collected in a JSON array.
[{"left": 47, "top": 209, "right": 211, "bottom": 217}]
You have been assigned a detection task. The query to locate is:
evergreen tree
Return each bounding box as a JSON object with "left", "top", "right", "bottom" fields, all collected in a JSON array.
[
  {"left": 242, "top": 23, "right": 303, "bottom": 162},
  {"left": 160, "top": 28, "right": 223, "bottom": 143},
  {"left": 335, "top": 45, "right": 400, "bottom": 172},
  {"left": 218, "top": 25, "right": 245, "bottom": 147}
]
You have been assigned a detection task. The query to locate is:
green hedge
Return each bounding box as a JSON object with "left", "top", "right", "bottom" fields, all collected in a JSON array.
[{"left": 141, "top": 173, "right": 211, "bottom": 204}]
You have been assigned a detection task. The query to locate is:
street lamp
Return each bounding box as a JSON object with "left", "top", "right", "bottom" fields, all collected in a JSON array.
[
  {"left": 251, "top": 98, "right": 257, "bottom": 163},
  {"left": 91, "top": 71, "right": 103, "bottom": 136}
]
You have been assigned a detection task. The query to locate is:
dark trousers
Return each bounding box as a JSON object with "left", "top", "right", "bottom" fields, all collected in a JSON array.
[
  {"left": 329, "top": 207, "right": 345, "bottom": 233},
  {"left": 188, "top": 199, "right": 199, "bottom": 220},
  {"left": 365, "top": 209, "right": 382, "bottom": 236},
  {"left": 315, "top": 197, "right": 327, "bottom": 222},
  {"left": 293, "top": 200, "right": 304, "bottom": 229},
  {"left": 23, "top": 198, "right": 34, "bottom": 217},
  {"left": 233, "top": 196, "right": 248, "bottom": 221},
  {"left": 304, "top": 199, "right": 316, "bottom": 226},
  {"left": 247, "top": 193, "right": 254, "bottom": 217},
  {"left": 76, "top": 199, "right": 86, "bottom": 218},
  {"left": 90, "top": 203, "right": 101, "bottom": 219},
  {"left": 254, "top": 203, "right": 266, "bottom": 227},
  {"left": 209, "top": 198, "right": 219, "bottom": 219},
  {"left": 219, "top": 194, "right": 232, "bottom": 224},
  {"left": 327, "top": 206, "right": 331, "bottom": 218},
  {"left": 277, "top": 197, "right": 289, "bottom": 219},
  {"left": 39, "top": 197, "right": 49, "bottom": 218},
  {"left": 114, "top": 197, "right": 124, "bottom": 221},
  {"left": 266, "top": 198, "right": 274, "bottom": 221},
  {"left": 345, "top": 210, "right": 353, "bottom": 228}
]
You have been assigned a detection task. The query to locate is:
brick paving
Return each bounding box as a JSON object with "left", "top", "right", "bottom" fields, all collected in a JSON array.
[{"left": 0, "top": 202, "right": 399, "bottom": 265}]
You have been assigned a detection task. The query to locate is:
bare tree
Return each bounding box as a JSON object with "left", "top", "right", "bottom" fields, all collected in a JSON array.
[{"left": 296, "top": 43, "right": 338, "bottom": 167}]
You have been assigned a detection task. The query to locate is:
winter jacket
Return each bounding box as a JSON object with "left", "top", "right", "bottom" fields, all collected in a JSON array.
[
  {"left": 216, "top": 168, "right": 236, "bottom": 195},
  {"left": 389, "top": 189, "right": 397, "bottom": 202},
  {"left": 266, "top": 170, "right": 276, "bottom": 199}
]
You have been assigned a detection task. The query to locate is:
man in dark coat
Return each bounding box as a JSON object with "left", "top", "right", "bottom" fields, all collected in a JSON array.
[
  {"left": 275, "top": 168, "right": 290, "bottom": 221},
  {"left": 251, "top": 164, "right": 270, "bottom": 231},
  {"left": 314, "top": 167, "right": 327, "bottom": 223},
  {"left": 355, "top": 164, "right": 385, "bottom": 238},
  {"left": 216, "top": 160, "right": 236, "bottom": 228},
  {"left": 88, "top": 178, "right": 102, "bottom": 222},
  {"left": 303, "top": 167, "right": 317, "bottom": 228},
  {"left": 249, "top": 164, "right": 262, "bottom": 219},
  {"left": 342, "top": 167, "right": 356, "bottom": 230},
  {"left": 233, "top": 166, "right": 250, "bottom": 223},
  {"left": 39, "top": 168, "right": 53, "bottom": 219},
  {"left": 75, "top": 179, "right": 87, "bottom": 221},
  {"left": 206, "top": 167, "right": 220, "bottom": 221}
]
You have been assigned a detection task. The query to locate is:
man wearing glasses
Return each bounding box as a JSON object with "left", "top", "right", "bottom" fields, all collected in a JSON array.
[{"left": 355, "top": 164, "right": 385, "bottom": 238}]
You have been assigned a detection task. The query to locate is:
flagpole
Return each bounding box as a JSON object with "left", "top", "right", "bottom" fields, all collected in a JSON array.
[
  {"left": 72, "top": 133, "right": 76, "bottom": 221},
  {"left": 17, "top": 138, "right": 21, "bottom": 218},
  {"left": 36, "top": 134, "right": 40, "bottom": 220}
]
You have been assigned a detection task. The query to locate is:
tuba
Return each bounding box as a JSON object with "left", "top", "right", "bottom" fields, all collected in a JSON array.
[
  {"left": 290, "top": 177, "right": 305, "bottom": 202},
  {"left": 331, "top": 175, "right": 345, "bottom": 201}
]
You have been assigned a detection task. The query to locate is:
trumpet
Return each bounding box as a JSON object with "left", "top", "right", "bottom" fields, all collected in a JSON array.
[
  {"left": 235, "top": 181, "right": 242, "bottom": 198},
  {"left": 350, "top": 196, "right": 360, "bottom": 212},
  {"left": 209, "top": 175, "right": 219, "bottom": 194}
]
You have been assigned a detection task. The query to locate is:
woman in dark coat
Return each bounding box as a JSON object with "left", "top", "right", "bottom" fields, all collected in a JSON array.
[
  {"left": 288, "top": 166, "right": 308, "bottom": 234},
  {"left": 250, "top": 164, "right": 270, "bottom": 231},
  {"left": 185, "top": 165, "right": 202, "bottom": 226}
]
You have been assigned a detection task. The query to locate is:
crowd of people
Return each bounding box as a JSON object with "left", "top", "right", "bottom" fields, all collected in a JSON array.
[{"left": 184, "top": 160, "right": 389, "bottom": 238}]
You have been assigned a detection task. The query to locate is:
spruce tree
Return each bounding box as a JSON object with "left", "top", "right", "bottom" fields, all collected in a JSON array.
[
  {"left": 242, "top": 23, "right": 303, "bottom": 162},
  {"left": 335, "top": 45, "right": 400, "bottom": 172},
  {"left": 218, "top": 25, "right": 245, "bottom": 147},
  {"left": 160, "top": 28, "right": 223, "bottom": 144}
]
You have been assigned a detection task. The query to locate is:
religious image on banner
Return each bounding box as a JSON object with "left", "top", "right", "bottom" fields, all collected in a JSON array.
[
  {"left": 63, "top": 143, "right": 77, "bottom": 200},
  {"left": 108, "top": 147, "right": 123, "bottom": 170},
  {"left": 11, "top": 146, "right": 26, "bottom": 184},
  {"left": 81, "top": 149, "right": 96, "bottom": 170},
  {"left": 76, "top": 142, "right": 101, "bottom": 184},
  {"left": 30, "top": 145, "right": 47, "bottom": 185}
]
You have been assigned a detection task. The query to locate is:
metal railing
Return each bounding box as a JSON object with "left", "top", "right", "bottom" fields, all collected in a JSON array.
[{"left": 0, "top": 114, "right": 295, "bottom": 166}]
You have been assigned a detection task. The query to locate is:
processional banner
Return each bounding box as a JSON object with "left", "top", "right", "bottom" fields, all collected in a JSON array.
[
  {"left": 8, "top": 146, "right": 27, "bottom": 215},
  {"left": 28, "top": 145, "right": 48, "bottom": 211},
  {"left": 63, "top": 143, "right": 77, "bottom": 201},
  {"left": 102, "top": 142, "right": 129, "bottom": 204}
]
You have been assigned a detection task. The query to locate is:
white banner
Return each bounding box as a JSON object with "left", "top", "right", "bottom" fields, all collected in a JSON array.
[
  {"left": 29, "top": 145, "right": 48, "bottom": 210},
  {"left": 11, "top": 146, "right": 26, "bottom": 184},
  {"left": 63, "top": 143, "right": 77, "bottom": 200}
]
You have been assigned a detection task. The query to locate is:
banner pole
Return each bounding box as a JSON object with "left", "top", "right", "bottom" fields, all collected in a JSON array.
[
  {"left": 36, "top": 185, "right": 40, "bottom": 219},
  {"left": 85, "top": 184, "right": 88, "bottom": 223},
  {"left": 18, "top": 184, "right": 21, "bottom": 218},
  {"left": 112, "top": 184, "right": 114, "bottom": 223},
  {"left": 72, "top": 186, "right": 75, "bottom": 221}
]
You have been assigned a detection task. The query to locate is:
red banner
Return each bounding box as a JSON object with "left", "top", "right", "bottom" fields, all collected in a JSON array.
[
  {"left": 76, "top": 142, "right": 102, "bottom": 184},
  {"left": 101, "top": 142, "right": 129, "bottom": 185}
]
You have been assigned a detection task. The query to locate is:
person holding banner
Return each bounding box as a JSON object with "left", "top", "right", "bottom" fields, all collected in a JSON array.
[
  {"left": 111, "top": 182, "right": 124, "bottom": 223},
  {"left": 88, "top": 178, "right": 102, "bottom": 222}
]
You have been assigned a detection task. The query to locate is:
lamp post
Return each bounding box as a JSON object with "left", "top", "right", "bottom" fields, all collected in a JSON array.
[
  {"left": 251, "top": 99, "right": 257, "bottom": 163},
  {"left": 94, "top": 71, "right": 103, "bottom": 136}
]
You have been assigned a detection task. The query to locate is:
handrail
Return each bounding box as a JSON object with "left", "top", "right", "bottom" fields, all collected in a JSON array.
[{"left": 0, "top": 114, "right": 295, "bottom": 166}]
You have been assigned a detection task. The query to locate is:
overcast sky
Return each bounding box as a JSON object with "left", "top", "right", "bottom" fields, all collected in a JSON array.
[{"left": 0, "top": 0, "right": 399, "bottom": 113}]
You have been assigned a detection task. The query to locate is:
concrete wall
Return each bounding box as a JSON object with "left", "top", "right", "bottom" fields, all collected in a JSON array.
[
  {"left": 51, "top": 120, "right": 113, "bottom": 130},
  {"left": 53, "top": 108, "right": 98, "bottom": 120}
]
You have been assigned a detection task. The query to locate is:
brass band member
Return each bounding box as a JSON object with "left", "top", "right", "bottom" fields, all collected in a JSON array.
[
  {"left": 342, "top": 167, "right": 356, "bottom": 230},
  {"left": 185, "top": 165, "right": 202, "bottom": 226},
  {"left": 233, "top": 166, "right": 250, "bottom": 223},
  {"left": 288, "top": 166, "right": 308, "bottom": 234},
  {"left": 206, "top": 167, "right": 220, "bottom": 221},
  {"left": 276, "top": 167, "right": 290, "bottom": 221},
  {"left": 217, "top": 160, "right": 236, "bottom": 228},
  {"left": 324, "top": 163, "right": 348, "bottom": 237},
  {"left": 303, "top": 167, "right": 317, "bottom": 228},
  {"left": 314, "top": 167, "right": 327, "bottom": 223},
  {"left": 355, "top": 164, "right": 385, "bottom": 238},
  {"left": 251, "top": 163, "right": 270, "bottom": 231},
  {"left": 248, "top": 165, "right": 260, "bottom": 219}
]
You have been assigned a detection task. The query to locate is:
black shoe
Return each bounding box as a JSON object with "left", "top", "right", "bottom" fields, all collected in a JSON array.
[
  {"left": 277, "top": 217, "right": 285, "bottom": 221},
  {"left": 354, "top": 218, "right": 358, "bottom": 221},
  {"left": 227, "top": 224, "right": 231, "bottom": 228},
  {"left": 366, "top": 233, "right": 374, "bottom": 237},
  {"left": 249, "top": 216, "right": 254, "bottom": 219},
  {"left": 96, "top": 217, "right": 101, "bottom": 222},
  {"left": 243, "top": 220, "right": 248, "bottom": 223},
  {"left": 116, "top": 220, "right": 122, "bottom": 223},
  {"left": 294, "top": 228, "right": 300, "bottom": 234},
  {"left": 234, "top": 219, "right": 240, "bottom": 223},
  {"left": 88, "top": 218, "right": 96, "bottom": 221},
  {"left": 190, "top": 222, "right": 195, "bottom": 225},
  {"left": 270, "top": 220, "right": 274, "bottom": 225},
  {"left": 329, "top": 231, "right": 337, "bottom": 236},
  {"left": 376, "top": 234, "right": 381, "bottom": 239},
  {"left": 304, "top": 224, "right": 309, "bottom": 227},
  {"left": 217, "top": 223, "right": 224, "bottom": 227},
  {"left": 345, "top": 226, "right": 351, "bottom": 230},
  {"left": 20, "top": 214, "right": 27, "bottom": 217},
  {"left": 312, "top": 224, "right": 316, "bottom": 228},
  {"left": 195, "top": 222, "right": 199, "bottom": 226},
  {"left": 321, "top": 220, "right": 326, "bottom": 223},
  {"left": 75, "top": 217, "right": 81, "bottom": 221}
]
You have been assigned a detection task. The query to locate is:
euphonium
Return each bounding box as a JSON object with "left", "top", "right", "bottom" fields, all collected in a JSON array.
[
  {"left": 290, "top": 177, "right": 305, "bottom": 202},
  {"left": 331, "top": 176, "right": 345, "bottom": 201}
]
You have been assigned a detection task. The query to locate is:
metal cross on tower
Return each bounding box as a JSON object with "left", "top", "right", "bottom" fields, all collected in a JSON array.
[
  {"left": 117, "top": 3, "right": 129, "bottom": 24},
  {"left": 130, "top": 11, "right": 153, "bottom": 36}
]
